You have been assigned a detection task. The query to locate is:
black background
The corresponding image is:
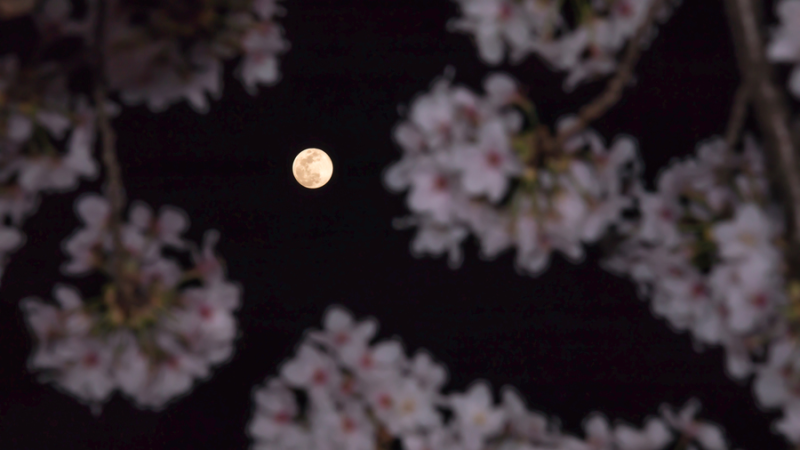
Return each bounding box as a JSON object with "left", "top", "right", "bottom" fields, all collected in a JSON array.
[{"left": 0, "top": 0, "right": 787, "bottom": 448}]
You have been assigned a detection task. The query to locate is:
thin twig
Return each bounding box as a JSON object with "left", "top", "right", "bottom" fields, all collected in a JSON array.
[
  {"left": 551, "top": 0, "right": 668, "bottom": 151},
  {"left": 724, "top": 83, "right": 751, "bottom": 149},
  {"left": 92, "top": 0, "right": 131, "bottom": 313},
  {"left": 723, "top": 0, "right": 800, "bottom": 278}
]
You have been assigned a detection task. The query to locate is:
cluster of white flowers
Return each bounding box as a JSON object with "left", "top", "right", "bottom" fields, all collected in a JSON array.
[
  {"left": 21, "top": 193, "right": 241, "bottom": 413},
  {"left": 384, "top": 70, "right": 640, "bottom": 276},
  {"left": 248, "top": 306, "right": 730, "bottom": 450},
  {"left": 0, "top": 54, "right": 117, "bottom": 286},
  {"left": 447, "top": 0, "right": 679, "bottom": 91},
  {"left": 11, "top": 0, "right": 288, "bottom": 115},
  {"left": 767, "top": 0, "right": 800, "bottom": 99},
  {"left": 101, "top": 0, "right": 290, "bottom": 112},
  {"left": 601, "top": 136, "right": 800, "bottom": 443}
]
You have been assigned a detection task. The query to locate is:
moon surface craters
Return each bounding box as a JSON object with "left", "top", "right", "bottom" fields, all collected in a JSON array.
[{"left": 293, "top": 148, "right": 333, "bottom": 189}]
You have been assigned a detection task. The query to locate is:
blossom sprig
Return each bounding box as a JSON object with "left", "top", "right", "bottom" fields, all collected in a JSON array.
[
  {"left": 21, "top": 193, "right": 241, "bottom": 413},
  {"left": 603, "top": 135, "right": 783, "bottom": 379},
  {"left": 4, "top": 0, "right": 288, "bottom": 114},
  {"left": 598, "top": 135, "right": 800, "bottom": 445},
  {"left": 248, "top": 305, "right": 732, "bottom": 450},
  {"left": 383, "top": 70, "right": 641, "bottom": 277},
  {"left": 447, "top": 0, "right": 680, "bottom": 91},
  {"left": 103, "top": 0, "right": 290, "bottom": 112},
  {"left": 0, "top": 54, "right": 116, "bottom": 287}
]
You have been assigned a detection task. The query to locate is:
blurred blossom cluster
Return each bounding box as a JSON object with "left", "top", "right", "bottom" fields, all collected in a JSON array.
[
  {"left": 103, "top": 0, "right": 290, "bottom": 112},
  {"left": 249, "top": 306, "right": 730, "bottom": 450},
  {"left": 0, "top": 0, "right": 288, "bottom": 285},
  {"left": 604, "top": 136, "right": 782, "bottom": 379},
  {"left": 447, "top": 0, "right": 680, "bottom": 91},
  {"left": 0, "top": 54, "right": 115, "bottom": 285},
  {"left": 21, "top": 194, "right": 241, "bottom": 413},
  {"left": 600, "top": 136, "right": 800, "bottom": 444},
  {"left": 768, "top": 0, "right": 800, "bottom": 99},
  {"left": 383, "top": 70, "right": 639, "bottom": 276}
]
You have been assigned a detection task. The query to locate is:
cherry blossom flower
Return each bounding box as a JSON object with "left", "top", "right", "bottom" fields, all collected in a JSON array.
[
  {"left": 457, "top": 119, "right": 523, "bottom": 203},
  {"left": 447, "top": 0, "right": 537, "bottom": 65},
  {"left": 310, "top": 306, "right": 379, "bottom": 353}
]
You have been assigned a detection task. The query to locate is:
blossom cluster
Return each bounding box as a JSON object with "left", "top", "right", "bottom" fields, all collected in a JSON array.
[
  {"left": 447, "top": 0, "right": 680, "bottom": 91},
  {"left": 0, "top": 0, "right": 288, "bottom": 285},
  {"left": 600, "top": 136, "right": 800, "bottom": 444},
  {"left": 102, "top": 0, "right": 290, "bottom": 112},
  {"left": 248, "top": 306, "right": 730, "bottom": 450},
  {"left": 767, "top": 0, "right": 800, "bottom": 100},
  {"left": 0, "top": 54, "right": 115, "bottom": 286},
  {"left": 383, "top": 70, "right": 640, "bottom": 276},
  {"left": 21, "top": 194, "right": 241, "bottom": 413}
]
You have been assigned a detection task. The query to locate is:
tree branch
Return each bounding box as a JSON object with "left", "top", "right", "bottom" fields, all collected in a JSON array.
[
  {"left": 722, "top": 0, "right": 800, "bottom": 277},
  {"left": 724, "top": 83, "right": 751, "bottom": 149},
  {"left": 551, "top": 0, "right": 669, "bottom": 151},
  {"left": 92, "top": 0, "right": 132, "bottom": 314}
]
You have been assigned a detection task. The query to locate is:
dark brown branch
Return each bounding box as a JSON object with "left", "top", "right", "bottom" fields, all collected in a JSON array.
[
  {"left": 724, "top": 83, "right": 751, "bottom": 149},
  {"left": 551, "top": 0, "right": 669, "bottom": 151},
  {"left": 723, "top": 0, "right": 800, "bottom": 277},
  {"left": 92, "top": 0, "right": 132, "bottom": 313}
]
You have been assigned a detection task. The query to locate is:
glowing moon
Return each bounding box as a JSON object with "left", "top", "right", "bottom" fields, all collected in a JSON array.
[{"left": 292, "top": 148, "right": 333, "bottom": 189}]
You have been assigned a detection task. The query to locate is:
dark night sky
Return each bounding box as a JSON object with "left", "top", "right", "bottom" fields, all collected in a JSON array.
[{"left": 0, "top": 0, "right": 786, "bottom": 448}]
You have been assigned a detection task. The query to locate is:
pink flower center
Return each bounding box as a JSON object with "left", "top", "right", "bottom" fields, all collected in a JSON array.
[
  {"left": 537, "top": 234, "right": 551, "bottom": 248},
  {"left": 464, "top": 106, "right": 479, "bottom": 123},
  {"left": 434, "top": 175, "right": 449, "bottom": 191},
  {"left": 257, "top": 22, "right": 273, "bottom": 34},
  {"left": 341, "top": 378, "right": 355, "bottom": 395},
  {"left": 199, "top": 304, "right": 213, "bottom": 320},
  {"left": 274, "top": 411, "right": 291, "bottom": 424},
  {"left": 83, "top": 352, "right": 99, "bottom": 367},
  {"left": 437, "top": 122, "right": 452, "bottom": 139},
  {"left": 333, "top": 332, "right": 350, "bottom": 346},
  {"left": 360, "top": 353, "right": 374, "bottom": 369},
  {"left": 167, "top": 356, "right": 181, "bottom": 369},
  {"left": 616, "top": 1, "right": 633, "bottom": 17},
  {"left": 499, "top": 3, "right": 512, "bottom": 20},
  {"left": 312, "top": 368, "right": 328, "bottom": 385},
  {"left": 378, "top": 393, "right": 393, "bottom": 409},
  {"left": 486, "top": 150, "right": 503, "bottom": 168},
  {"left": 659, "top": 207, "right": 674, "bottom": 221},
  {"left": 589, "top": 44, "right": 603, "bottom": 59},
  {"left": 691, "top": 283, "right": 707, "bottom": 299},
  {"left": 342, "top": 416, "right": 357, "bottom": 433},
  {"left": 752, "top": 293, "right": 769, "bottom": 308}
]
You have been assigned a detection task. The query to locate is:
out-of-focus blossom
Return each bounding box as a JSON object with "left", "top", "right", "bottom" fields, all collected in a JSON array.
[
  {"left": 384, "top": 70, "right": 640, "bottom": 277},
  {"left": 248, "top": 306, "right": 732, "bottom": 450},
  {"left": 0, "top": 53, "right": 117, "bottom": 288},
  {"left": 22, "top": 194, "right": 241, "bottom": 412},
  {"left": 104, "top": 0, "right": 289, "bottom": 112},
  {"left": 448, "top": 0, "right": 680, "bottom": 91}
]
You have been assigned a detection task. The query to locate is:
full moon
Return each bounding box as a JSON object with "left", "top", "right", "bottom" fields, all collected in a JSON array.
[{"left": 292, "top": 148, "right": 333, "bottom": 189}]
